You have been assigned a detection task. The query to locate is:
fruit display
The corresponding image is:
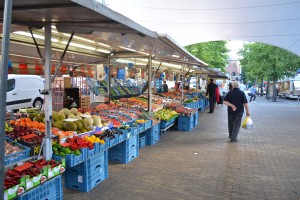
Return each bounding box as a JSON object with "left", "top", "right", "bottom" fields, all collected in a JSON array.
[
  {"left": 84, "top": 135, "right": 105, "bottom": 144},
  {"left": 5, "top": 122, "right": 13, "bottom": 132},
  {"left": 153, "top": 109, "right": 178, "bottom": 121},
  {"left": 5, "top": 126, "right": 44, "bottom": 142},
  {"left": 93, "top": 129, "right": 122, "bottom": 140},
  {"left": 5, "top": 140, "right": 24, "bottom": 156},
  {"left": 175, "top": 106, "right": 197, "bottom": 115},
  {"left": 52, "top": 143, "right": 82, "bottom": 157},
  {"left": 4, "top": 158, "right": 63, "bottom": 190},
  {"left": 10, "top": 118, "right": 45, "bottom": 133}
]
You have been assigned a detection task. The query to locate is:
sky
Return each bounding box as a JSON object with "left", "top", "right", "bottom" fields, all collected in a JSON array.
[{"left": 226, "top": 41, "right": 246, "bottom": 60}]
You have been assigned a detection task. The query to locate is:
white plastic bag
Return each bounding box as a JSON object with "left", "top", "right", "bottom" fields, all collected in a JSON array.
[{"left": 242, "top": 117, "right": 253, "bottom": 129}]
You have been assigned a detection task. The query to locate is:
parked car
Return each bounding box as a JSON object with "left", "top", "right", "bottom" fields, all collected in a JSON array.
[{"left": 6, "top": 74, "right": 44, "bottom": 111}]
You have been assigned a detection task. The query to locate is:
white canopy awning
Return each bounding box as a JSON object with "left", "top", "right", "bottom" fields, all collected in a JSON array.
[{"left": 107, "top": 0, "right": 300, "bottom": 56}]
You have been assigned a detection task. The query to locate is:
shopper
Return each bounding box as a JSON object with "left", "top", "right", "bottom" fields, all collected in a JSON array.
[
  {"left": 162, "top": 81, "right": 168, "bottom": 93},
  {"left": 223, "top": 81, "right": 250, "bottom": 142},
  {"left": 215, "top": 84, "right": 220, "bottom": 108},
  {"left": 249, "top": 84, "right": 257, "bottom": 103},
  {"left": 206, "top": 78, "right": 217, "bottom": 113}
]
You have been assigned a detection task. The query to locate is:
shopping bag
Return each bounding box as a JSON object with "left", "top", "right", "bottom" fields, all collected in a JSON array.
[{"left": 242, "top": 117, "right": 253, "bottom": 129}]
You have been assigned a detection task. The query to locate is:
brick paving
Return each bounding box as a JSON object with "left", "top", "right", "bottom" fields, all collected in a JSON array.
[{"left": 64, "top": 96, "right": 300, "bottom": 200}]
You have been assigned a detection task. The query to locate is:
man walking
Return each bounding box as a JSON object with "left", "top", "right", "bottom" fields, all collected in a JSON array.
[
  {"left": 223, "top": 81, "right": 250, "bottom": 142},
  {"left": 249, "top": 84, "right": 257, "bottom": 103},
  {"left": 206, "top": 78, "right": 217, "bottom": 113}
]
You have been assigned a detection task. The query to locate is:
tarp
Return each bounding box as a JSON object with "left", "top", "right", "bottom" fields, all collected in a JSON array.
[{"left": 107, "top": 0, "right": 300, "bottom": 56}]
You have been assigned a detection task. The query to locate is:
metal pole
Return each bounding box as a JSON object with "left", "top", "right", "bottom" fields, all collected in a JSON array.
[
  {"left": 0, "top": 0, "right": 13, "bottom": 199},
  {"left": 148, "top": 55, "right": 152, "bottom": 114},
  {"left": 108, "top": 57, "right": 111, "bottom": 103},
  {"left": 181, "top": 65, "right": 184, "bottom": 102},
  {"left": 51, "top": 32, "right": 74, "bottom": 82},
  {"left": 43, "top": 24, "right": 53, "bottom": 160}
]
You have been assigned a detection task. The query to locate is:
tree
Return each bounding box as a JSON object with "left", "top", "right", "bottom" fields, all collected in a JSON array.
[
  {"left": 185, "top": 41, "right": 229, "bottom": 72},
  {"left": 238, "top": 43, "right": 300, "bottom": 101}
]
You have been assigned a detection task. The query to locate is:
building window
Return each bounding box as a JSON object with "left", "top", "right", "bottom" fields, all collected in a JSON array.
[
  {"left": 231, "top": 72, "right": 236, "bottom": 76},
  {"left": 233, "top": 62, "right": 237, "bottom": 68}
]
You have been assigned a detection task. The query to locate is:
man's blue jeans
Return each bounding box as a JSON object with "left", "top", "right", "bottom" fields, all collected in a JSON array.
[{"left": 228, "top": 112, "right": 243, "bottom": 140}]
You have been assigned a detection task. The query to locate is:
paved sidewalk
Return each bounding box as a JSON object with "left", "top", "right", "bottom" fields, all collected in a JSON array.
[{"left": 64, "top": 96, "right": 300, "bottom": 200}]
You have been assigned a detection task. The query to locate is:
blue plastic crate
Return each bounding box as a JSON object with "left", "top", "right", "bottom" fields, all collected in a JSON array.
[
  {"left": 81, "top": 147, "right": 95, "bottom": 160},
  {"left": 194, "top": 112, "right": 199, "bottom": 127},
  {"left": 137, "top": 123, "right": 145, "bottom": 133},
  {"left": 139, "top": 133, "right": 147, "bottom": 149},
  {"left": 17, "top": 175, "right": 63, "bottom": 200},
  {"left": 178, "top": 115, "right": 194, "bottom": 124},
  {"left": 146, "top": 130, "right": 160, "bottom": 145},
  {"left": 151, "top": 123, "right": 160, "bottom": 134},
  {"left": 105, "top": 134, "right": 119, "bottom": 148},
  {"left": 5, "top": 138, "right": 30, "bottom": 166},
  {"left": 130, "top": 126, "right": 138, "bottom": 136},
  {"left": 52, "top": 150, "right": 84, "bottom": 167},
  {"left": 65, "top": 151, "right": 108, "bottom": 192},
  {"left": 108, "top": 135, "right": 139, "bottom": 164},
  {"left": 144, "top": 120, "right": 152, "bottom": 130},
  {"left": 177, "top": 115, "right": 194, "bottom": 131},
  {"left": 160, "top": 117, "right": 176, "bottom": 129},
  {"left": 118, "top": 132, "right": 127, "bottom": 143},
  {"left": 94, "top": 142, "right": 107, "bottom": 154}
]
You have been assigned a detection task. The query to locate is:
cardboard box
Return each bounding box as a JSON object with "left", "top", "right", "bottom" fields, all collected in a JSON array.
[{"left": 53, "top": 77, "right": 72, "bottom": 88}]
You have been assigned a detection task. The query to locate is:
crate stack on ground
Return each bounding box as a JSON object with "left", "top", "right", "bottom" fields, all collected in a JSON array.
[
  {"left": 80, "top": 95, "right": 91, "bottom": 108},
  {"left": 177, "top": 113, "right": 197, "bottom": 131},
  {"left": 146, "top": 123, "right": 160, "bottom": 145},
  {"left": 65, "top": 151, "right": 108, "bottom": 192},
  {"left": 139, "top": 132, "right": 147, "bottom": 149},
  {"left": 108, "top": 134, "right": 139, "bottom": 164}
]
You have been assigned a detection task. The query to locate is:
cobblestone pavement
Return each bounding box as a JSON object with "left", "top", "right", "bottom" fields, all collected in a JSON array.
[{"left": 64, "top": 96, "right": 300, "bottom": 200}]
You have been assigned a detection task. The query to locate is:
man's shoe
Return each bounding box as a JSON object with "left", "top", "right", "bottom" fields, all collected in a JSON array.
[{"left": 231, "top": 139, "right": 238, "bottom": 142}]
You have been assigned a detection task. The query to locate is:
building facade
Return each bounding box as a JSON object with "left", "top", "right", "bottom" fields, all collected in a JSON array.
[{"left": 225, "top": 58, "right": 241, "bottom": 81}]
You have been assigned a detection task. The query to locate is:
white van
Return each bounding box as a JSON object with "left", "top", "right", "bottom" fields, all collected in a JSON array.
[
  {"left": 278, "top": 74, "right": 300, "bottom": 99},
  {"left": 7, "top": 74, "right": 44, "bottom": 111}
]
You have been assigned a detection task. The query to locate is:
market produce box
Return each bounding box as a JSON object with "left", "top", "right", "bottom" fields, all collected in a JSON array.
[
  {"left": 16, "top": 175, "right": 63, "bottom": 200},
  {"left": 4, "top": 159, "right": 65, "bottom": 200},
  {"left": 5, "top": 138, "right": 30, "bottom": 166},
  {"left": 139, "top": 132, "right": 147, "bottom": 149},
  {"left": 4, "top": 176, "right": 26, "bottom": 200},
  {"left": 65, "top": 151, "right": 108, "bottom": 192},
  {"left": 53, "top": 77, "right": 71, "bottom": 88},
  {"left": 177, "top": 114, "right": 195, "bottom": 131},
  {"left": 108, "top": 135, "right": 139, "bottom": 164}
]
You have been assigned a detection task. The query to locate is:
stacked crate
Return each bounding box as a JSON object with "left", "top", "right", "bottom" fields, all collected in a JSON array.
[
  {"left": 80, "top": 96, "right": 90, "bottom": 108},
  {"left": 65, "top": 151, "right": 108, "bottom": 192},
  {"left": 108, "top": 134, "right": 139, "bottom": 164},
  {"left": 146, "top": 123, "right": 160, "bottom": 145},
  {"left": 177, "top": 114, "right": 195, "bottom": 131}
]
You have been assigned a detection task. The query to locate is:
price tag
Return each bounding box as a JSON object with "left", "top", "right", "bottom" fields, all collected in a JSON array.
[
  {"left": 48, "top": 170, "right": 54, "bottom": 178},
  {"left": 26, "top": 180, "right": 33, "bottom": 190}
]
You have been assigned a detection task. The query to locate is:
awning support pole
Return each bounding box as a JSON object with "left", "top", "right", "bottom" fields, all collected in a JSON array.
[
  {"left": 148, "top": 55, "right": 152, "bottom": 114},
  {"left": 108, "top": 56, "right": 111, "bottom": 103},
  {"left": 51, "top": 32, "right": 74, "bottom": 82},
  {"left": 181, "top": 65, "right": 184, "bottom": 102},
  {"left": 0, "top": 0, "right": 13, "bottom": 199},
  {"left": 28, "top": 27, "right": 44, "bottom": 63},
  {"left": 43, "top": 24, "right": 53, "bottom": 161}
]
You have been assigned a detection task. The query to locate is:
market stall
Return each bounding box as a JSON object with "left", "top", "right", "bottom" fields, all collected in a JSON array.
[{"left": 1, "top": 0, "right": 209, "bottom": 199}]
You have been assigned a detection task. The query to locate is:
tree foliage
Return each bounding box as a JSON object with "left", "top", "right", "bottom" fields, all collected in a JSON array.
[
  {"left": 185, "top": 41, "right": 229, "bottom": 71},
  {"left": 238, "top": 42, "right": 300, "bottom": 101}
]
